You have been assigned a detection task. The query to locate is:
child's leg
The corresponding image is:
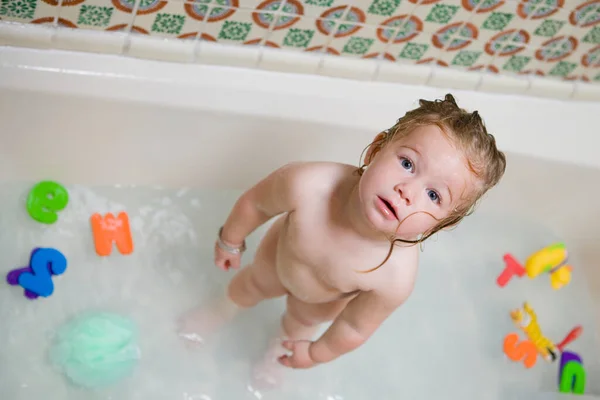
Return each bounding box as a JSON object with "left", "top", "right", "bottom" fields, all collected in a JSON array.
[
  {"left": 178, "top": 220, "right": 287, "bottom": 345},
  {"left": 252, "top": 295, "right": 352, "bottom": 388},
  {"left": 281, "top": 295, "right": 351, "bottom": 340}
]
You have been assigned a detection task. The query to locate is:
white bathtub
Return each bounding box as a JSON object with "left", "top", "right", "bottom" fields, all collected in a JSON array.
[{"left": 1, "top": 45, "right": 599, "bottom": 399}]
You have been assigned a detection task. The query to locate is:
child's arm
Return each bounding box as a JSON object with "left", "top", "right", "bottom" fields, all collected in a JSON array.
[
  {"left": 219, "top": 162, "right": 317, "bottom": 245},
  {"left": 279, "top": 279, "right": 414, "bottom": 368}
]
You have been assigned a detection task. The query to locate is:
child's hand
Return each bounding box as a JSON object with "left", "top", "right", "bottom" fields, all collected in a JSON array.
[
  {"left": 278, "top": 340, "right": 318, "bottom": 369},
  {"left": 214, "top": 242, "right": 242, "bottom": 271}
]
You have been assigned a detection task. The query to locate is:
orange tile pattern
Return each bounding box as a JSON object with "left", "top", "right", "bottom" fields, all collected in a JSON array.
[{"left": 1, "top": 0, "right": 599, "bottom": 83}]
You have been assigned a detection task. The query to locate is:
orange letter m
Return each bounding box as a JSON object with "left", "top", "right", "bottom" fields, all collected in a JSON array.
[{"left": 90, "top": 212, "right": 134, "bottom": 256}]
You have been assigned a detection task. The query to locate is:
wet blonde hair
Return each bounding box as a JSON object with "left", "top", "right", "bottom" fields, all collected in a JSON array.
[{"left": 358, "top": 93, "right": 506, "bottom": 272}]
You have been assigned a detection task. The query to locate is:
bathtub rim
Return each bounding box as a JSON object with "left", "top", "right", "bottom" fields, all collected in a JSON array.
[{"left": 1, "top": 44, "right": 600, "bottom": 172}]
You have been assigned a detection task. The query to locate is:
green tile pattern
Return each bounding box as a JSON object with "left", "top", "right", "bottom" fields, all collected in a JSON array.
[{"left": 1, "top": 0, "right": 599, "bottom": 84}]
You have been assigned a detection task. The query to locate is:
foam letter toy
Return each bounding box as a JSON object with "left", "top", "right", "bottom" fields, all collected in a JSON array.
[
  {"left": 6, "top": 248, "right": 68, "bottom": 300},
  {"left": 26, "top": 181, "right": 69, "bottom": 224},
  {"left": 90, "top": 212, "right": 134, "bottom": 256},
  {"left": 503, "top": 333, "right": 537, "bottom": 369},
  {"left": 559, "top": 351, "right": 586, "bottom": 394},
  {"left": 497, "top": 254, "right": 525, "bottom": 287}
]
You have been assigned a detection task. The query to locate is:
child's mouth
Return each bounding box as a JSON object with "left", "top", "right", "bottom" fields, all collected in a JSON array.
[{"left": 379, "top": 197, "right": 398, "bottom": 219}]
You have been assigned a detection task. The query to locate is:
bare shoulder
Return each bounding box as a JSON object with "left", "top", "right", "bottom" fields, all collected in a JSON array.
[
  {"left": 279, "top": 161, "right": 355, "bottom": 182},
  {"left": 275, "top": 161, "right": 356, "bottom": 199},
  {"left": 373, "top": 245, "right": 419, "bottom": 306},
  {"left": 246, "top": 161, "right": 354, "bottom": 217}
]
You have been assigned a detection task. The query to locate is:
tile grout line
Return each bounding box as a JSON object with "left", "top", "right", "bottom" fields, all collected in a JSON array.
[
  {"left": 255, "top": 1, "right": 290, "bottom": 69},
  {"left": 315, "top": 4, "right": 353, "bottom": 74},
  {"left": 258, "top": 1, "right": 288, "bottom": 47},
  {"left": 425, "top": 2, "right": 485, "bottom": 86},
  {"left": 474, "top": 1, "right": 541, "bottom": 91},
  {"left": 443, "top": 0, "right": 491, "bottom": 88},
  {"left": 566, "top": 9, "right": 596, "bottom": 99},
  {"left": 52, "top": 0, "right": 64, "bottom": 28},
  {"left": 371, "top": 3, "right": 420, "bottom": 82},
  {"left": 49, "top": 0, "right": 65, "bottom": 45},
  {"left": 122, "top": 0, "right": 143, "bottom": 56},
  {"left": 540, "top": 7, "right": 584, "bottom": 99},
  {"left": 192, "top": 1, "right": 214, "bottom": 63}
]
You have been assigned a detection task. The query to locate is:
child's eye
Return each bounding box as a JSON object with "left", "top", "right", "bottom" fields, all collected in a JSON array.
[
  {"left": 400, "top": 157, "right": 413, "bottom": 172},
  {"left": 427, "top": 189, "right": 441, "bottom": 204}
]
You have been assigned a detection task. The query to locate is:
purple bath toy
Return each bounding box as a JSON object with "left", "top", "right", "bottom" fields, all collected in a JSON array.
[
  {"left": 559, "top": 350, "right": 583, "bottom": 385},
  {"left": 6, "top": 248, "right": 67, "bottom": 300},
  {"left": 559, "top": 351, "right": 585, "bottom": 394}
]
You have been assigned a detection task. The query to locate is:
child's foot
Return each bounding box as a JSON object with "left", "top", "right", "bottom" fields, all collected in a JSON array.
[
  {"left": 250, "top": 336, "right": 289, "bottom": 390},
  {"left": 177, "top": 295, "right": 239, "bottom": 347}
]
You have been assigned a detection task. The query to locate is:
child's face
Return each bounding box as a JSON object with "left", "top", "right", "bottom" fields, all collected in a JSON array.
[{"left": 358, "top": 124, "right": 477, "bottom": 240}]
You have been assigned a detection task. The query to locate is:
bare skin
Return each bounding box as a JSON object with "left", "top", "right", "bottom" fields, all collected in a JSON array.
[{"left": 178, "top": 125, "right": 476, "bottom": 387}]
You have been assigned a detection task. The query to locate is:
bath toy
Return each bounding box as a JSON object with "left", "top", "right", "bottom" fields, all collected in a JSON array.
[
  {"left": 559, "top": 350, "right": 586, "bottom": 394},
  {"left": 90, "top": 212, "right": 134, "bottom": 256},
  {"left": 6, "top": 247, "right": 67, "bottom": 300},
  {"left": 556, "top": 325, "right": 583, "bottom": 352},
  {"left": 503, "top": 332, "right": 538, "bottom": 368},
  {"left": 49, "top": 312, "right": 140, "bottom": 389},
  {"left": 26, "top": 181, "right": 69, "bottom": 224},
  {"left": 525, "top": 243, "right": 572, "bottom": 290},
  {"left": 497, "top": 243, "right": 572, "bottom": 290},
  {"left": 496, "top": 253, "right": 525, "bottom": 287},
  {"left": 510, "top": 302, "right": 582, "bottom": 363},
  {"left": 510, "top": 302, "right": 558, "bottom": 361}
]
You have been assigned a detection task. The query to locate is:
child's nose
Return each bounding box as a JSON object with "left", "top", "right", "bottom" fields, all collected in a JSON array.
[{"left": 395, "top": 184, "right": 413, "bottom": 206}]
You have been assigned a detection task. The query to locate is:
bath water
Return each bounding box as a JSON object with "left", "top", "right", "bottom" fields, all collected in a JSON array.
[{"left": 0, "top": 182, "right": 598, "bottom": 400}]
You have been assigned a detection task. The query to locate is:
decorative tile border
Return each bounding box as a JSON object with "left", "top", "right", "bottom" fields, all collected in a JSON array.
[{"left": 1, "top": 0, "right": 600, "bottom": 87}]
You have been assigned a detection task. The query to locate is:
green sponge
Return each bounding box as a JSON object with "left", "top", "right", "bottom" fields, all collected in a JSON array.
[{"left": 49, "top": 312, "right": 140, "bottom": 389}]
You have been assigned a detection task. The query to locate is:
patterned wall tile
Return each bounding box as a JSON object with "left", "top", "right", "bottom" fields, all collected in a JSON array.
[
  {"left": 3, "top": 0, "right": 600, "bottom": 85},
  {"left": 237, "top": 0, "right": 265, "bottom": 10},
  {"left": 300, "top": 0, "right": 353, "bottom": 19},
  {"left": 234, "top": 0, "right": 301, "bottom": 21},
  {"left": 263, "top": 14, "right": 328, "bottom": 51},
  {"left": 1, "top": 0, "right": 56, "bottom": 24},
  {"left": 488, "top": 42, "right": 536, "bottom": 76},
  {"left": 133, "top": 0, "right": 202, "bottom": 37},
  {"left": 325, "top": 23, "right": 384, "bottom": 58},
  {"left": 54, "top": 0, "right": 134, "bottom": 30},
  {"left": 411, "top": 1, "right": 477, "bottom": 33},
  {"left": 169, "top": 0, "right": 260, "bottom": 9},
  {"left": 360, "top": 0, "right": 416, "bottom": 27},
  {"left": 444, "top": 44, "right": 495, "bottom": 71},
  {"left": 201, "top": 6, "right": 269, "bottom": 44},
  {"left": 391, "top": 33, "right": 434, "bottom": 64},
  {"left": 524, "top": 6, "right": 571, "bottom": 48},
  {"left": 372, "top": 18, "right": 427, "bottom": 63},
  {"left": 568, "top": 0, "right": 600, "bottom": 43}
]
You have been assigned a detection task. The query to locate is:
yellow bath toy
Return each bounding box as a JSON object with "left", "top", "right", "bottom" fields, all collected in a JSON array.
[
  {"left": 510, "top": 302, "right": 558, "bottom": 362},
  {"left": 509, "top": 302, "right": 583, "bottom": 365},
  {"left": 524, "top": 243, "right": 572, "bottom": 290}
]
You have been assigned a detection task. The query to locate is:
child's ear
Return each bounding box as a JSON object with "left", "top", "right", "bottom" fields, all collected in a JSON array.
[{"left": 364, "top": 132, "right": 387, "bottom": 165}]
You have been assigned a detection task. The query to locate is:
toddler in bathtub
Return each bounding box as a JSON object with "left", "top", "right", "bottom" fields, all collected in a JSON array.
[{"left": 178, "top": 94, "right": 506, "bottom": 386}]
